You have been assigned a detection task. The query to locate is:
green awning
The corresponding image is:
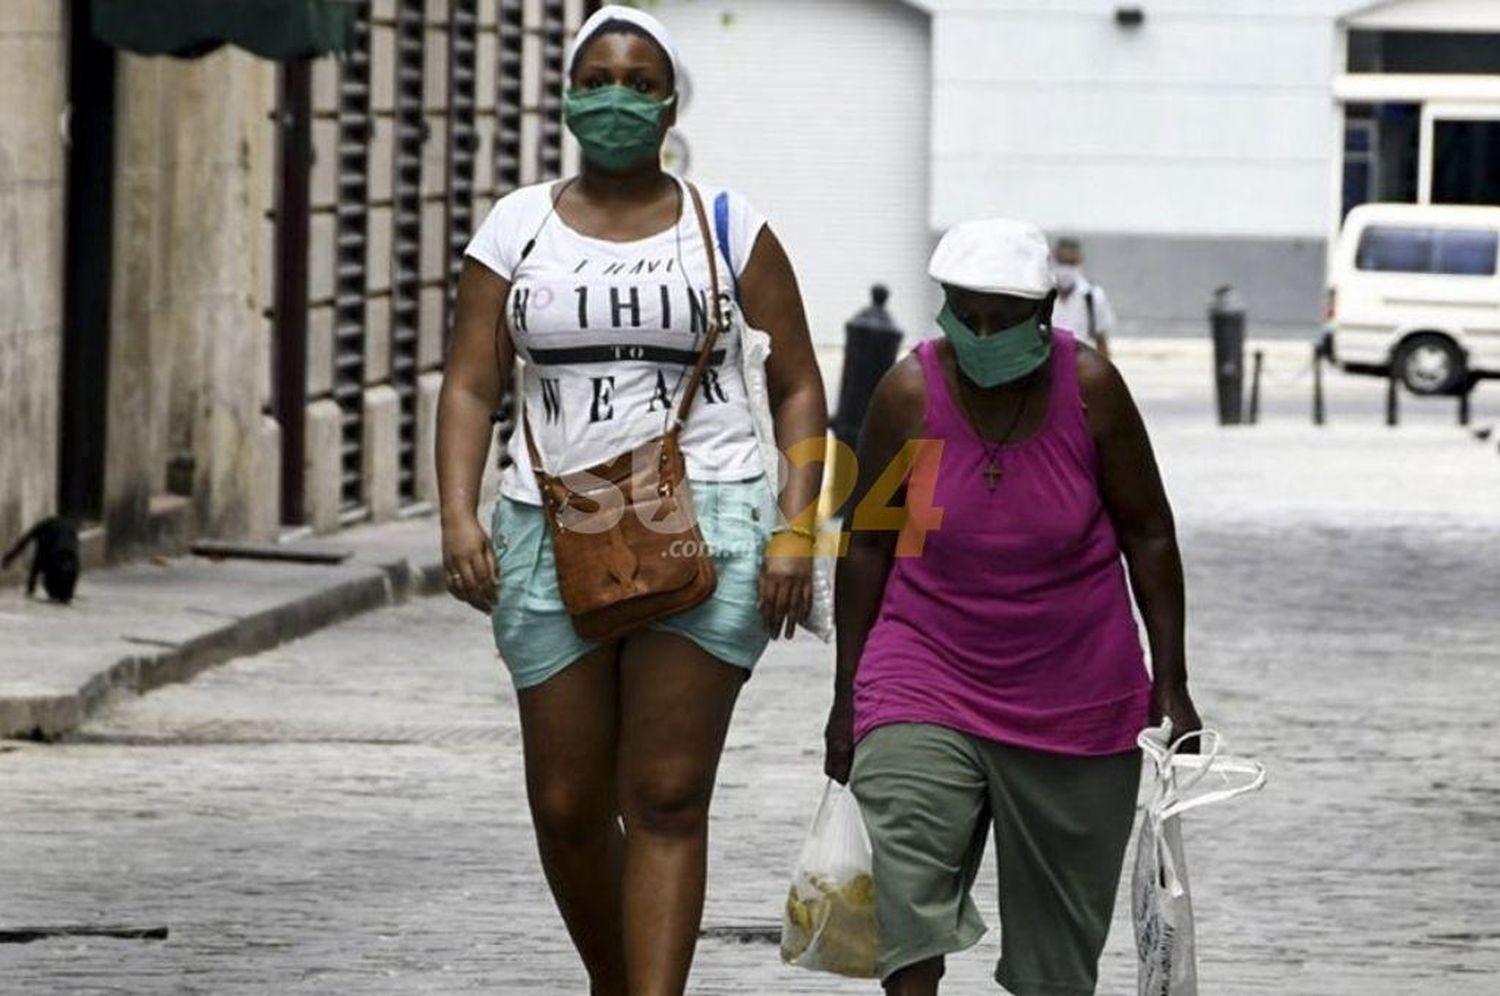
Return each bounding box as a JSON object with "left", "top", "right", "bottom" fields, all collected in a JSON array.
[{"left": 92, "top": 0, "right": 358, "bottom": 60}]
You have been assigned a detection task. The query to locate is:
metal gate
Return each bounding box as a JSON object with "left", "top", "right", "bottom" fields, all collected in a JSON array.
[
  {"left": 539, "top": 2, "right": 568, "bottom": 180},
  {"left": 333, "top": 4, "right": 373, "bottom": 513},
  {"left": 496, "top": 0, "right": 524, "bottom": 197},
  {"left": 389, "top": 0, "right": 426, "bottom": 503},
  {"left": 444, "top": 0, "right": 481, "bottom": 339}
]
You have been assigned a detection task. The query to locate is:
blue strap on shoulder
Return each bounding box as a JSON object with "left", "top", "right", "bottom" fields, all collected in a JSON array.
[{"left": 713, "top": 191, "right": 740, "bottom": 303}]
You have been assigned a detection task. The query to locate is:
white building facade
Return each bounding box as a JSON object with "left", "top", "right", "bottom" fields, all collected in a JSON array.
[{"left": 652, "top": 0, "right": 1500, "bottom": 341}]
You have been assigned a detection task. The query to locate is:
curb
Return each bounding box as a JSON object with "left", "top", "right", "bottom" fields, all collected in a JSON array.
[{"left": 0, "top": 555, "right": 447, "bottom": 742}]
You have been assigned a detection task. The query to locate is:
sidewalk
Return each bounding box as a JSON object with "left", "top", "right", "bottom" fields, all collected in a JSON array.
[{"left": 0, "top": 516, "right": 449, "bottom": 740}]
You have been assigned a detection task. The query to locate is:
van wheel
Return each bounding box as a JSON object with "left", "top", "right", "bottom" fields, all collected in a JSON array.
[{"left": 1396, "top": 335, "right": 1466, "bottom": 396}]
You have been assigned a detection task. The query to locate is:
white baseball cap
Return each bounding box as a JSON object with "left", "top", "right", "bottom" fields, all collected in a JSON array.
[{"left": 928, "top": 219, "right": 1056, "bottom": 300}]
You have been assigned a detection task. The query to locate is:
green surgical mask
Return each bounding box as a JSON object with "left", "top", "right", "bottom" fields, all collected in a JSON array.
[
  {"left": 936, "top": 303, "right": 1052, "bottom": 388},
  {"left": 563, "top": 85, "right": 676, "bottom": 173}
]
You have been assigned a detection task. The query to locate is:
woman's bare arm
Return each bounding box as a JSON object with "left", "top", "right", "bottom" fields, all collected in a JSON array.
[
  {"left": 435, "top": 259, "right": 513, "bottom": 613},
  {"left": 1080, "top": 350, "right": 1202, "bottom": 741},
  {"left": 739, "top": 226, "right": 828, "bottom": 639}
]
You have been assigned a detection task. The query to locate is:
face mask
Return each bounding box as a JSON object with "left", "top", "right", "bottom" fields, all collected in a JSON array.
[
  {"left": 1053, "top": 265, "right": 1080, "bottom": 292},
  {"left": 936, "top": 303, "right": 1052, "bottom": 388},
  {"left": 564, "top": 85, "right": 676, "bottom": 173}
]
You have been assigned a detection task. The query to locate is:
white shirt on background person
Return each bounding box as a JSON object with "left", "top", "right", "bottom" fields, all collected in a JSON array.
[{"left": 1052, "top": 274, "right": 1117, "bottom": 350}]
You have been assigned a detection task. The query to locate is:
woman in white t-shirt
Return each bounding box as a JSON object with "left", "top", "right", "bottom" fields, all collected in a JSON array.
[{"left": 435, "top": 6, "right": 827, "bottom": 992}]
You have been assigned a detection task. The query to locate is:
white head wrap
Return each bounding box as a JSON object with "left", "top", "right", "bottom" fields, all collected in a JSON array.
[
  {"left": 928, "top": 219, "right": 1056, "bottom": 300},
  {"left": 567, "top": 5, "right": 682, "bottom": 89}
]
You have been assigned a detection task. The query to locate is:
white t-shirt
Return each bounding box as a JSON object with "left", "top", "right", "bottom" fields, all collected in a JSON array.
[
  {"left": 1053, "top": 275, "right": 1117, "bottom": 348},
  {"left": 465, "top": 177, "right": 768, "bottom": 505}
]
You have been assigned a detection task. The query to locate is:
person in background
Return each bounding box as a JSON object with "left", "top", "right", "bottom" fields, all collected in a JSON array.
[
  {"left": 1051, "top": 236, "right": 1116, "bottom": 359},
  {"left": 825, "top": 219, "right": 1201, "bottom": 996}
]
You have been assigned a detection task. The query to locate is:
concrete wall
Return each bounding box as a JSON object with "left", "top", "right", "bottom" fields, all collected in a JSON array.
[
  {"left": 648, "top": 0, "right": 937, "bottom": 351},
  {"left": 927, "top": 0, "right": 1368, "bottom": 237},
  {"left": 105, "top": 49, "right": 279, "bottom": 554},
  {"left": 0, "top": 1, "right": 68, "bottom": 568}
]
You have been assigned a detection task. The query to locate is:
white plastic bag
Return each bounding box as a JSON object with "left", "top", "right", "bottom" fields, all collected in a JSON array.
[
  {"left": 780, "top": 780, "right": 879, "bottom": 978},
  {"left": 739, "top": 321, "right": 834, "bottom": 642},
  {"left": 1133, "top": 724, "right": 1267, "bottom": 996}
]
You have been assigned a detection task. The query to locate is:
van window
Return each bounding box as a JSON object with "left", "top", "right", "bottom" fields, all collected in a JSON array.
[
  {"left": 1356, "top": 225, "right": 1499, "bottom": 276},
  {"left": 1435, "top": 229, "right": 1499, "bottom": 276}
]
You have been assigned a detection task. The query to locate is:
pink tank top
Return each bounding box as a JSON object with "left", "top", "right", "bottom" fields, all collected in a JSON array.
[{"left": 853, "top": 333, "right": 1151, "bottom": 756}]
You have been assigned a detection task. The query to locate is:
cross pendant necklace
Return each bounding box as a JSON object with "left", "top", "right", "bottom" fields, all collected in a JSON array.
[{"left": 956, "top": 371, "right": 1034, "bottom": 493}]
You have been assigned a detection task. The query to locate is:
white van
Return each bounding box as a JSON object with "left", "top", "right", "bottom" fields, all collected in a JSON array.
[{"left": 1326, "top": 203, "right": 1500, "bottom": 396}]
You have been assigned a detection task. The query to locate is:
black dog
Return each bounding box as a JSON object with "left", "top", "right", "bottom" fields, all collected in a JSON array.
[{"left": 2, "top": 517, "right": 80, "bottom": 604}]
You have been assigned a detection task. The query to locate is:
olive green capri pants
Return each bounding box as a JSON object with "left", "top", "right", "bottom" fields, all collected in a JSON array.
[{"left": 850, "top": 722, "right": 1141, "bottom": 995}]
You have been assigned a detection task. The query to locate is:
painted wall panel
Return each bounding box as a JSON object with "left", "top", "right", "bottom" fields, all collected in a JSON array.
[{"left": 647, "top": 0, "right": 936, "bottom": 346}]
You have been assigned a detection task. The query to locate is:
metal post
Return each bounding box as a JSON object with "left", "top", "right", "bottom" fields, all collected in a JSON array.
[
  {"left": 1386, "top": 367, "right": 1400, "bottom": 427},
  {"left": 1208, "top": 287, "right": 1247, "bottom": 426},
  {"left": 1312, "top": 343, "right": 1326, "bottom": 427},
  {"left": 1248, "top": 350, "right": 1264, "bottom": 425},
  {"left": 1458, "top": 381, "right": 1472, "bottom": 427}
]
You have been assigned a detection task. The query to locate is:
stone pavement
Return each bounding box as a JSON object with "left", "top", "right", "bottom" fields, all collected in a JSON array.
[{"left": 3, "top": 348, "right": 1500, "bottom": 993}]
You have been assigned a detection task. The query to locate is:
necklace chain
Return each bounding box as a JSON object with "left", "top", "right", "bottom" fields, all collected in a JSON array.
[{"left": 952, "top": 367, "right": 1036, "bottom": 491}]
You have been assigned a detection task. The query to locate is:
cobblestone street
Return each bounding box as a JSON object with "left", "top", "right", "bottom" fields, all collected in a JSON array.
[{"left": 4, "top": 362, "right": 1500, "bottom": 994}]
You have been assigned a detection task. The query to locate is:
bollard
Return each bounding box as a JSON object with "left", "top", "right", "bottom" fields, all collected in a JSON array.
[
  {"left": 832, "top": 285, "right": 906, "bottom": 452},
  {"left": 1386, "top": 367, "right": 1400, "bottom": 427},
  {"left": 1248, "top": 350, "right": 1264, "bottom": 425},
  {"left": 1312, "top": 342, "right": 1326, "bottom": 427},
  {"left": 1458, "top": 380, "right": 1473, "bottom": 427},
  {"left": 1209, "top": 286, "right": 1247, "bottom": 426}
]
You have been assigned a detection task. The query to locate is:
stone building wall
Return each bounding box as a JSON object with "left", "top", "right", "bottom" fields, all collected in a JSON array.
[
  {"left": 0, "top": 1, "right": 69, "bottom": 573},
  {"left": 1, "top": 0, "right": 589, "bottom": 587}
]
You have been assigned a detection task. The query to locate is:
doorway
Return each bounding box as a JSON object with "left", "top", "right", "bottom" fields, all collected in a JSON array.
[{"left": 58, "top": 0, "right": 116, "bottom": 523}]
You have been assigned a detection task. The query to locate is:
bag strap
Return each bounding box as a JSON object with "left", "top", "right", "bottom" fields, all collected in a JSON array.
[
  {"left": 1139, "top": 725, "right": 1267, "bottom": 820},
  {"left": 521, "top": 179, "right": 723, "bottom": 479},
  {"left": 675, "top": 180, "right": 724, "bottom": 430},
  {"left": 1160, "top": 757, "right": 1267, "bottom": 820},
  {"left": 714, "top": 191, "right": 741, "bottom": 304}
]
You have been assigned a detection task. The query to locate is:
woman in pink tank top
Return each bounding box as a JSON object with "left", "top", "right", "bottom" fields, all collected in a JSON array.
[{"left": 825, "top": 220, "right": 1202, "bottom": 995}]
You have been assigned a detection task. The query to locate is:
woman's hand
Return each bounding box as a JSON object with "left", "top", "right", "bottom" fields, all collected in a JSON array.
[
  {"left": 760, "top": 531, "right": 814, "bottom": 640},
  {"left": 1150, "top": 681, "right": 1203, "bottom": 752},
  {"left": 824, "top": 701, "right": 855, "bottom": 785},
  {"left": 442, "top": 513, "right": 498, "bottom": 614}
]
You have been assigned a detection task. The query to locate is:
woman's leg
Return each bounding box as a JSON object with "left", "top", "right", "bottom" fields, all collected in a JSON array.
[
  {"left": 984, "top": 743, "right": 1141, "bottom": 996},
  {"left": 517, "top": 644, "right": 627, "bottom": 996},
  {"left": 885, "top": 956, "right": 945, "bottom": 995},
  {"left": 615, "top": 630, "right": 745, "bottom": 996},
  {"left": 851, "top": 724, "right": 992, "bottom": 992}
]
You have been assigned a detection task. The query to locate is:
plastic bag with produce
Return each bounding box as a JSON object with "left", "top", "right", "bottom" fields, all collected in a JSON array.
[{"left": 780, "top": 780, "right": 879, "bottom": 978}]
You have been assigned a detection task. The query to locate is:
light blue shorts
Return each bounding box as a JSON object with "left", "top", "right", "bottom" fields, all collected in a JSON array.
[{"left": 490, "top": 477, "right": 777, "bottom": 690}]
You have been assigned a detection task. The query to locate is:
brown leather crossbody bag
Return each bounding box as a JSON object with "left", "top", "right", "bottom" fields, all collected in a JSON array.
[{"left": 517, "top": 181, "right": 724, "bottom": 641}]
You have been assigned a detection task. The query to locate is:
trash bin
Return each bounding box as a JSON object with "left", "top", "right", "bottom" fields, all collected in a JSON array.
[
  {"left": 1209, "top": 286, "right": 1247, "bottom": 426},
  {"left": 832, "top": 285, "right": 905, "bottom": 451}
]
